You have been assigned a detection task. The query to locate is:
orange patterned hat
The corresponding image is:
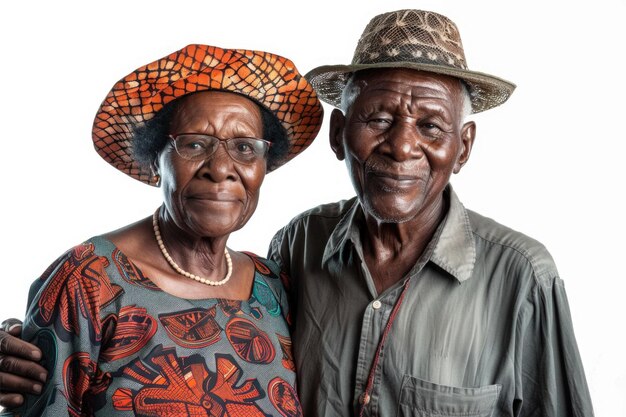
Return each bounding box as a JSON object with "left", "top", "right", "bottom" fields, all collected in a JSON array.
[{"left": 92, "top": 44, "right": 324, "bottom": 185}]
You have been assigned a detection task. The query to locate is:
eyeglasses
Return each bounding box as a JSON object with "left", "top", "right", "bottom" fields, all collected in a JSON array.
[{"left": 169, "top": 134, "right": 271, "bottom": 164}]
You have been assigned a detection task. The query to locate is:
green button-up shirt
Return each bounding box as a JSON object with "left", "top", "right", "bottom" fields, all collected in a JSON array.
[{"left": 268, "top": 188, "right": 593, "bottom": 417}]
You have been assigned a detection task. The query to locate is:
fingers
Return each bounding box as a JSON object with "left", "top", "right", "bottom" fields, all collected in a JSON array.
[
  {"left": 0, "top": 354, "right": 47, "bottom": 384},
  {"left": 0, "top": 320, "right": 44, "bottom": 412},
  {"left": 0, "top": 392, "right": 25, "bottom": 409},
  {"left": 1, "top": 319, "right": 24, "bottom": 336},
  {"left": 0, "top": 359, "right": 44, "bottom": 411},
  {"left": 0, "top": 330, "right": 42, "bottom": 362},
  {"left": 0, "top": 373, "right": 42, "bottom": 411},
  {"left": 0, "top": 368, "right": 43, "bottom": 393}
]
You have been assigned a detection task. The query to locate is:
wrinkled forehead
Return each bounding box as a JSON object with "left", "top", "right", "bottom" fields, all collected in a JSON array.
[
  {"left": 352, "top": 68, "right": 464, "bottom": 103},
  {"left": 170, "top": 90, "right": 263, "bottom": 131},
  {"left": 173, "top": 91, "right": 262, "bottom": 118}
]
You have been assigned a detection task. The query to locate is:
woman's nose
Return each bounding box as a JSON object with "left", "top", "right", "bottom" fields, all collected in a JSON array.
[{"left": 198, "top": 144, "right": 237, "bottom": 182}]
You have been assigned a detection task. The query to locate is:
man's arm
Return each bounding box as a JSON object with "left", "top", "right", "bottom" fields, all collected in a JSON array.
[
  {"left": 267, "top": 226, "right": 289, "bottom": 274},
  {"left": 0, "top": 320, "right": 47, "bottom": 409},
  {"left": 515, "top": 277, "right": 594, "bottom": 416}
]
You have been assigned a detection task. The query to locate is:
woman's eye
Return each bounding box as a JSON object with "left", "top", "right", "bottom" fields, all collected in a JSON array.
[
  {"left": 235, "top": 142, "right": 254, "bottom": 154},
  {"left": 185, "top": 141, "right": 206, "bottom": 150}
]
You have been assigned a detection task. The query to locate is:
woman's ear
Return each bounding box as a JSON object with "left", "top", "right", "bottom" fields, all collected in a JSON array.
[
  {"left": 454, "top": 121, "right": 476, "bottom": 174},
  {"left": 329, "top": 108, "right": 346, "bottom": 161},
  {"left": 151, "top": 158, "right": 161, "bottom": 186}
]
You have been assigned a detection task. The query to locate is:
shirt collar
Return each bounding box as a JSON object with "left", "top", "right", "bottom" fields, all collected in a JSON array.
[
  {"left": 430, "top": 187, "right": 476, "bottom": 282},
  {"left": 321, "top": 196, "right": 362, "bottom": 266},
  {"left": 321, "top": 186, "right": 476, "bottom": 283}
]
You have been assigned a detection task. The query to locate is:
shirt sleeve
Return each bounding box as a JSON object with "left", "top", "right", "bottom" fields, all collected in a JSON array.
[
  {"left": 268, "top": 227, "right": 299, "bottom": 330},
  {"left": 267, "top": 226, "right": 290, "bottom": 275},
  {"left": 515, "top": 275, "right": 594, "bottom": 417},
  {"left": 18, "top": 243, "right": 117, "bottom": 417}
]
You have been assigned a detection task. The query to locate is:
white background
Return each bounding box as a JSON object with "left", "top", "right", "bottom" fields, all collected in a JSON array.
[{"left": 1, "top": 1, "right": 624, "bottom": 415}]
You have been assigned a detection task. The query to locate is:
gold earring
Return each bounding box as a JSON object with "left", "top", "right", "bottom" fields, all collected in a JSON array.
[{"left": 152, "top": 174, "right": 161, "bottom": 186}]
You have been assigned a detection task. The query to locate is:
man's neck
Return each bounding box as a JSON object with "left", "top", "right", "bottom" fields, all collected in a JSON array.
[{"left": 361, "top": 195, "right": 447, "bottom": 294}]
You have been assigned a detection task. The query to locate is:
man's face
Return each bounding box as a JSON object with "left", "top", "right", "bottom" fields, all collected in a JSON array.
[{"left": 330, "top": 68, "right": 475, "bottom": 223}]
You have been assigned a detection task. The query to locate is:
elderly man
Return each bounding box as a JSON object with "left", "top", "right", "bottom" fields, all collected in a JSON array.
[{"left": 0, "top": 9, "right": 594, "bottom": 417}]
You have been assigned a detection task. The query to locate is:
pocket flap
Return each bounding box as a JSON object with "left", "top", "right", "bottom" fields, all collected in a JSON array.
[{"left": 399, "top": 375, "right": 500, "bottom": 416}]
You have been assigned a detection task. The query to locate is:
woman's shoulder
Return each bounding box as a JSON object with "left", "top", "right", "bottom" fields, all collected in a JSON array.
[
  {"left": 38, "top": 236, "right": 117, "bottom": 281},
  {"left": 241, "top": 251, "right": 292, "bottom": 320},
  {"left": 241, "top": 251, "right": 282, "bottom": 277},
  {"left": 28, "top": 235, "right": 129, "bottom": 311},
  {"left": 25, "top": 236, "right": 125, "bottom": 342}
]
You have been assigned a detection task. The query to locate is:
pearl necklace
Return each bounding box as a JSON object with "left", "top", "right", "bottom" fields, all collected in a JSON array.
[{"left": 152, "top": 210, "right": 232, "bottom": 286}]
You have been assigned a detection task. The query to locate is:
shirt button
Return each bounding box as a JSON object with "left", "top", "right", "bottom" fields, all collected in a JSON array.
[
  {"left": 359, "top": 392, "right": 370, "bottom": 405},
  {"left": 372, "top": 300, "right": 382, "bottom": 310}
]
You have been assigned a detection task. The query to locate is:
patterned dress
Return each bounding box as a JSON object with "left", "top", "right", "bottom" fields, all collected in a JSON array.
[{"left": 18, "top": 236, "right": 300, "bottom": 417}]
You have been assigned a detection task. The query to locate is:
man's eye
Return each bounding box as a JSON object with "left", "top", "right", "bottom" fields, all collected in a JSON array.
[
  {"left": 418, "top": 122, "right": 447, "bottom": 141},
  {"left": 367, "top": 118, "right": 391, "bottom": 128},
  {"left": 422, "top": 123, "right": 441, "bottom": 131}
]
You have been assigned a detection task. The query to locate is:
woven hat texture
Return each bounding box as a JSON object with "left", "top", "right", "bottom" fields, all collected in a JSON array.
[{"left": 306, "top": 9, "right": 515, "bottom": 113}]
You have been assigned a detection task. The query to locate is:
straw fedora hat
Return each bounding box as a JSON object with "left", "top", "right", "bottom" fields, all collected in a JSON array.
[
  {"left": 93, "top": 44, "right": 323, "bottom": 185},
  {"left": 306, "top": 9, "right": 515, "bottom": 113}
]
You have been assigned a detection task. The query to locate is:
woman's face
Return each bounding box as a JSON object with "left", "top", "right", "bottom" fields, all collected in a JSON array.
[{"left": 157, "top": 91, "right": 267, "bottom": 239}]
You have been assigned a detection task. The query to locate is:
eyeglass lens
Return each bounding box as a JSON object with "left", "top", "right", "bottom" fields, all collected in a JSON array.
[{"left": 172, "top": 134, "right": 269, "bottom": 163}]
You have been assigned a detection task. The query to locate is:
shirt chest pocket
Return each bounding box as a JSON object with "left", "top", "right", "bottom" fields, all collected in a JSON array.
[{"left": 397, "top": 375, "right": 500, "bottom": 417}]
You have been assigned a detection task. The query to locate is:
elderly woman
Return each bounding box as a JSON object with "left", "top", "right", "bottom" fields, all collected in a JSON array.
[{"left": 6, "top": 44, "right": 322, "bottom": 416}]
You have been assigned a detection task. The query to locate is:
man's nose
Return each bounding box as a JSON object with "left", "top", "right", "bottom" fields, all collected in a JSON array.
[{"left": 381, "top": 123, "right": 423, "bottom": 162}]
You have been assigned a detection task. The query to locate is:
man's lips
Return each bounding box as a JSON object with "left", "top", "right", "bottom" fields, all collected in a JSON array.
[
  {"left": 367, "top": 170, "right": 424, "bottom": 189},
  {"left": 187, "top": 192, "right": 239, "bottom": 202},
  {"left": 370, "top": 171, "right": 420, "bottom": 181}
]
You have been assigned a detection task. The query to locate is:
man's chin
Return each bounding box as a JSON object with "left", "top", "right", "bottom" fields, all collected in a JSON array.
[{"left": 362, "top": 199, "right": 420, "bottom": 224}]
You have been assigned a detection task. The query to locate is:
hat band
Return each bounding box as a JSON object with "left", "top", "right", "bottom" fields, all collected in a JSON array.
[{"left": 353, "top": 47, "right": 467, "bottom": 70}]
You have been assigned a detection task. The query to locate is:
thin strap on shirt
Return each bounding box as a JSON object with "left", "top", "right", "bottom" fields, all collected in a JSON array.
[{"left": 358, "top": 277, "right": 412, "bottom": 417}]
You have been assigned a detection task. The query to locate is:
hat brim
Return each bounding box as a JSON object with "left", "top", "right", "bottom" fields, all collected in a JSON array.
[
  {"left": 93, "top": 45, "right": 323, "bottom": 186},
  {"left": 305, "top": 62, "right": 515, "bottom": 114}
]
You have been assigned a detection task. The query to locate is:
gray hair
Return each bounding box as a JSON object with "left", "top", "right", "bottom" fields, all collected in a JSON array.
[{"left": 340, "top": 73, "right": 472, "bottom": 122}]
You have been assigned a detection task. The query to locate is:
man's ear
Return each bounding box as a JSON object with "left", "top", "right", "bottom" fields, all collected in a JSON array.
[
  {"left": 454, "top": 121, "right": 476, "bottom": 174},
  {"left": 329, "top": 108, "right": 346, "bottom": 161}
]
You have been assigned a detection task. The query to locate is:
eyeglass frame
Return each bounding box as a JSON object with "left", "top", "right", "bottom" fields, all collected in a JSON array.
[{"left": 168, "top": 133, "right": 272, "bottom": 164}]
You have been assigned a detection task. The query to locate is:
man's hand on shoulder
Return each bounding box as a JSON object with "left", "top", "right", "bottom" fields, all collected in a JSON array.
[{"left": 0, "top": 319, "right": 47, "bottom": 409}]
